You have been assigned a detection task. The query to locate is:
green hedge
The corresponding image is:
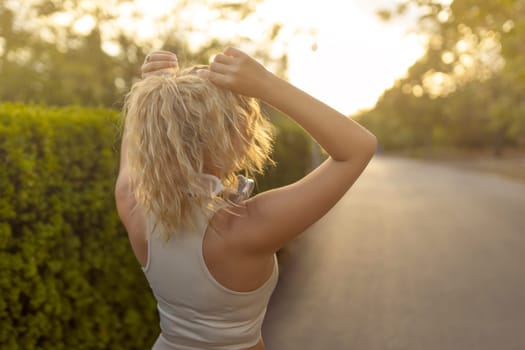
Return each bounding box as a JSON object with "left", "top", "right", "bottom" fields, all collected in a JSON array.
[
  {"left": 0, "top": 103, "right": 158, "bottom": 349},
  {"left": 256, "top": 106, "right": 314, "bottom": 192},
  {"left": 0, "top": 103, "right": 312, "bottom": 349}
]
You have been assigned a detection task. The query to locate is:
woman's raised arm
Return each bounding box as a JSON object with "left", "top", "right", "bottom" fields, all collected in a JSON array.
[{"left": 202, "top": 47, "right": 377, "bottom": 254}]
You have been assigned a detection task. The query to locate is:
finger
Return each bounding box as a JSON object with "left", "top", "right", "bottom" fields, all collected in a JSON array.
[
  {"left": 145, "top": 54, "right": 178, "bottom": 65},
  {"left": 213, "top": 54, "right": 234, "bottom": 65},
  {"left": 197, "top": 68, "right": 230, "bottom": 86},
  {"left": 142, "top": 61, "right": 178, "bottom": 74},
  {"left": 147, "top": 53, "right": 178, "bottom": 62},
  {"left": 144, "top": 52, "right": 177, "bottom": 65},
  {"left": 196, "top": 69, "right": 210, "bottom": 79},
  {"left": 224, "top": 47, "right": 244, "bottom": 57},
  {"left": 209, "top": 61, "right": 232, "bottom": 75},
  {"left": 206, "top": 71, "right": 233, "bottom": 87},
  {"left": 146, "top": 50, "right": 177, "bottom": 58},
  {"left": 153, "top": 50, "right": 176, "bottom": 55}
]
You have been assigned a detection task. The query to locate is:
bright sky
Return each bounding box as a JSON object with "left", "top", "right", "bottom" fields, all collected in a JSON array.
[
  {"left": 260, "top": 0, "right": 426, "bottom": 115},
  {"left": 97, "top": 0, "right": 427, "bottom": 115}
]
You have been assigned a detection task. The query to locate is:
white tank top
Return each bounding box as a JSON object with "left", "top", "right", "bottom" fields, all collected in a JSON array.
[{"left": 142, "top": 208, "right": 279, "bottom": 350}]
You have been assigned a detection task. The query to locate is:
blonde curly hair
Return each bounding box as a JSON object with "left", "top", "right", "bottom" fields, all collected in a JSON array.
[{"left": 121, "top": 66, "right": 274, "bottom": 239}]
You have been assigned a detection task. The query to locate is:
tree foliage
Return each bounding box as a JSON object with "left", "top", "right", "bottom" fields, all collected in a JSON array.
[
  {"left": 0, "top": 0, "right": 288, "bottom": 107},
  {"left": 358, "top": 0, "right": 525, "bottom": 155}
]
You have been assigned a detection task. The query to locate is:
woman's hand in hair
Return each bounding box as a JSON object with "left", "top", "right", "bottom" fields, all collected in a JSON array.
[
  {"left": 198, "top": 47, "right": 273, "bottom": 99},
  {"left": 141, "top": 51, "right": 179, "bottom": 79}
]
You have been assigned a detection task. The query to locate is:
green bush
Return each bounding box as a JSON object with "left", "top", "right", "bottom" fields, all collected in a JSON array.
[
  {"left": 0, "top": 103, "right": 157, "bottom": 350},
  {"left": 255, "top": 106, "right": 315, "bottom": 192},
  {"left": 0, "top": 102, "right": 312, "bottom": 349}
]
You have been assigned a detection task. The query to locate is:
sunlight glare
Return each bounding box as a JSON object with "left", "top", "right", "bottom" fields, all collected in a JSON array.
[
  {"left": 73, "top": 15, "right": 96, "bottom": 35},
  {"left": 265, "top": 0, "right": 426, "bottom": 114},
  {"left": 51, "top": 12, "right": 74, "bottom": 27},
  {"left": 115, "top": 0, "right": 425, "bottom": 115}
]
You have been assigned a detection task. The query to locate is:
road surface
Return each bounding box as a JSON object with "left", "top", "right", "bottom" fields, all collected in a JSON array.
[{"left": 262, "top": 156, "right": 525, "bottom": 350}]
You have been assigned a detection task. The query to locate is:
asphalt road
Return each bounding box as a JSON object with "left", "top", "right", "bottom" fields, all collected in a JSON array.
[{"left": 262, "top": 156, "right": 525, "bottom": 350}]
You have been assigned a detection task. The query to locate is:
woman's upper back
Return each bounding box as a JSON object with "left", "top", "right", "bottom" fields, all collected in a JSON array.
[{"left": 141, "top": 207, "right": 278, "bottom": 349}]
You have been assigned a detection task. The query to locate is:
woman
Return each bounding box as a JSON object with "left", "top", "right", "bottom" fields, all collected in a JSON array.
[{"left": 115, "top": 47, "right": 377, "bottom": 350}]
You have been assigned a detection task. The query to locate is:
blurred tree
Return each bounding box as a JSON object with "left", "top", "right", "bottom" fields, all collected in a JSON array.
[
  {"left": 358, "top": 0, "right": 525, "bottom": 155},
  {"left": 0, "top": 0, "right": 291, "bottom": 107}
]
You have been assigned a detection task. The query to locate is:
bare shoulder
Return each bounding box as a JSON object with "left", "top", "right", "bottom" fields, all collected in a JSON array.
[{"left": 226, "top": 154, "right": 375, "bottom": 255}]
